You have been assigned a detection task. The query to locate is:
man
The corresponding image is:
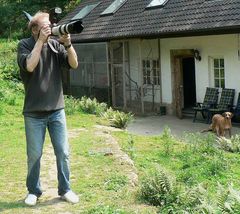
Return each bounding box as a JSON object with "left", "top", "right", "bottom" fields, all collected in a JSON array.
[{"left": 17, "top": 11, "right": 79, "bottom": 206}]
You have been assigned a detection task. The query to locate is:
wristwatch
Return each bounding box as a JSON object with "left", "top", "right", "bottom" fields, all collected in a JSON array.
[{"left": 64, "top": 44, "right": 72, "bottom": 49}]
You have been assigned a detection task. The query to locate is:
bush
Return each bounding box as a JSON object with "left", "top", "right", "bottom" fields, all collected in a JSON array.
[
  {"left": 140, "top": 166, "right": 179, "bottom": 207},
  {"left": 0, "top": 40, "right": 20, "bottom": 81},
  {"left": 79, "top": 96, "right": 107, "bottom": 115},
  {"left": 216, "top": 135, "right": 240, "bottom": 153},
  {"left": 102, "top": 108, "right": 133, "bottom": 129}
]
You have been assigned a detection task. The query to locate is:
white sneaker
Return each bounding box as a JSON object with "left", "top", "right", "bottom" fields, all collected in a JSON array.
[
  {"left": 61, "top": 190, "right": 79, "bottom": 204},
  {"left": 24, "top": 194, "right": 38, "bottom": 206}
]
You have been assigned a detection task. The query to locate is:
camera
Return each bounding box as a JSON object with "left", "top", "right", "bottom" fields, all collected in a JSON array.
[
  {"left": 49, "top": 7, "right": 84, "bottom": 36},
  {"left": 51, "top": 20, "right": 84, "bottom": 36}
]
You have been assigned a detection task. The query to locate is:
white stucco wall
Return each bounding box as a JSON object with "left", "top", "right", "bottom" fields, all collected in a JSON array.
[
  {"left": 161, "top": 34, "right": 240, "bottom": 105},
  {"left": 128, "top": 39, "right": 161, "bottom": 103},
  {"left": 128, "top": 34, "right": 240, "bottom": 106}
]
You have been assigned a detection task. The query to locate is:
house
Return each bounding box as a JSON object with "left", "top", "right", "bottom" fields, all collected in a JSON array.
[{"left": 60, "top": 0, "right": 240, "bottom": 118}]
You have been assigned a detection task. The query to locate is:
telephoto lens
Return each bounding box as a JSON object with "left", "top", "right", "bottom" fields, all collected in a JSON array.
[{"left": 51, "top": 20, "right": 84, "bottom": 36}]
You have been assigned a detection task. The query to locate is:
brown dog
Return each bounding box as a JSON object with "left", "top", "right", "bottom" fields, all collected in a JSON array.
[{"left": 201, "top": 112, "right": 233, "bottom": 137}]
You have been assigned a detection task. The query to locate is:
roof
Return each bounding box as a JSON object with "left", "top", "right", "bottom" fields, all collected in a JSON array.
[{"left": 60, "top": 0, "right": 240, "bottom": 43}]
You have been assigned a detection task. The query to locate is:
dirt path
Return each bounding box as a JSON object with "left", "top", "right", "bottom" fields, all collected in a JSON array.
[{"left": 38, "top": 126, "right": 138, "bottom": 212}]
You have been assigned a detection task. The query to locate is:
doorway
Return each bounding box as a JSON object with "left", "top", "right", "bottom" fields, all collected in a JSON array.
[
  {"left": 182, "top": 57, "right": 196, "bottom": 109},
  {"left": 172, "top": 50, "right": 196, "bottom": 118}
]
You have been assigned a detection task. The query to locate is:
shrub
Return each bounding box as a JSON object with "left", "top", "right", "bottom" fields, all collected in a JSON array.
[
  {"left": 64, "top": 95, "right": 82, "bottom": 115},
  {"left": 79, "top": 96, "right": 107, "bottom": 115},
  {"left": 102, "top": 108, "right": 133, "bottom": 129},
  {"left": 216, "top": 135, "right": 240, "bottom": 153},
  {"left": 140, "top": 166, "right": 179, "bottom": 207}
]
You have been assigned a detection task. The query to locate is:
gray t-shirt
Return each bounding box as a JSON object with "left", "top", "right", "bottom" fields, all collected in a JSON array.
[{"left": 17, "top": 36, "right": 70, "bottom": 115}]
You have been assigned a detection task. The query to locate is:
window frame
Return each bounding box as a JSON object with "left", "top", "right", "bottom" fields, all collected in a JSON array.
[
  {"left": 209, "top": 57, "right": 225, "bottom": 89},
  {"left": 100, "top": 0, "right": 127, "bottom": 16},
  {"left": 142, "top": 59, "right": 161, "bottom": 86},
  {"left": 71, "top": 2, "right": 101, "bottom": 20},
  {"left": 146, "top": 0, "right": 169, "bottom": 9}
]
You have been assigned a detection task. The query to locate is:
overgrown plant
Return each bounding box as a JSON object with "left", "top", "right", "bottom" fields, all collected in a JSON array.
[
  {"left": 102, "top": 108, "right": 133, "bottom": 129},
  {"left": 140, "top": 166, "right": 179, "bottom": 207},
  {"left": 160, "top": 127, "right": 175, "bottom": 156},
  {"left": 216, "top": 183, "right": 240, "bottom": 213},
  {"left": 126, "top": 135, "right": 136, "bottom": 160},
  {"left": 79, "top": 96, "right": 107, "bottom": 115},
  {"left": 216, "top": 135, "right": 240, "bottom": 153}
]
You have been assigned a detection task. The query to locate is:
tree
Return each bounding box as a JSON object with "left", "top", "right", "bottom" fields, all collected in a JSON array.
[{"left": 0, "top": 0, "right": 81, "bottom": 39}]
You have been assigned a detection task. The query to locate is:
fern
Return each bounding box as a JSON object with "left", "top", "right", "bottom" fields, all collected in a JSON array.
[{"left": 140, "top": 166, "right": 178, "bottom": 206}]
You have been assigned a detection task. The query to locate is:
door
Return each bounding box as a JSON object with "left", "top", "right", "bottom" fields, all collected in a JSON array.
[{"left": 182, "top": 57, "right": 196, "bottom": 109}]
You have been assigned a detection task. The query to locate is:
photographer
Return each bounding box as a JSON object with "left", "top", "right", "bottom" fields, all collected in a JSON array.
[{"left": 17, "top": 11, "right": 79, "bottom": 206}]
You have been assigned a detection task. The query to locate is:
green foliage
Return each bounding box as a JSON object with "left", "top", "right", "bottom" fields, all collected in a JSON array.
[
  {"left": 216, "top": 135, "right": 240, "bottom": 153},
  {"left": 79, "top": 96, "right": 107, "bottom": 115},
  {"left": 102, "top": 108, "right": 133, "bottom": 129},
  {"left": 176, "top": 133, "right": 229, "bottom": 186},
  {"left": 160, "top": 127, "right": 175, "bottom": 156},
  {"left": 104, "top": 174, "right": 128, "bottom": 191},
  {"left": 64, "top": 95, "right": 82, "bottom": 115},
  {"left": 140, "top": 166, "right": 179, "bottom": 207},
  {"left": 124, "top": 135, "right": 136, "bottom": 160},
  {"left": 216, "top": 183, "right": 240, "bottom": 214},
  {"left": 0, "top": 40, "right": 20, "bottom": 81},
  {"left": 86, "top": 205, "right": 128, "bottom": 214},
  {"left": 0, "top": 1, "right": 82, "bottom": 39}
]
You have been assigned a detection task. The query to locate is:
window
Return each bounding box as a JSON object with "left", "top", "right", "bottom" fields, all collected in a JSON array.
[
  {"left": 213, "top": 58, "right": 225, "bottom": 88},
  {"left": 147, "top": 0, "right": 169, "bottom": 9},
  {"left": 101, "top": 0, "right": 127, "bottom": 16},
  {"left": 142, "top": 59, "right": 160, "bottom": 85},
  {"left": 71, "top": 2, "right": 101, "bottom": 20}
]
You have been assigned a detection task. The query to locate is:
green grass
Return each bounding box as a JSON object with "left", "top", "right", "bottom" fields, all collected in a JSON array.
[{"left": 1, "top": 79, "right": 240, "bottom": 213}]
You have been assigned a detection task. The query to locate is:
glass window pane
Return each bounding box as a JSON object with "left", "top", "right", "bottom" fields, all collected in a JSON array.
[
  {"left": 101, "top": 0, "right": 127, "bottom": 15},
  {"left": 220, "top": 59, "right": 224, "bottom": 68},
  {"left": 147, "top": 0, "right": 169, "bottom": 8},
  {"left": 71, "top": 2, "right": 101, "bottom": 20},
  {"left": 214, "top": 69, "right": 219, "bottom": 78},
  {"left": 215, "top": 79, "right": 219, "bottom": 88},
  {"left": 146, "top": 60, "right": 150, "bottom": 67},
  {"left": 214, "top": 59, "right": 219, "bottom": 68},
  {"left": 221, "top": 79, "right": 225, "bottom": 88},
  {"left": 220, "top": 69, "right": 225, "bottom": 78}
]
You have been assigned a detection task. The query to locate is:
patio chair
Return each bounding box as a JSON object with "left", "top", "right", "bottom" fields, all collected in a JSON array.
[
  {"left": 207, "top": 88, "right": 235, "bottom": 123},
  {"left": 232, "top": 92, "right": 240, "bottom": 123},
  {"left": 192, "top": 87, "right": 219, "bottom": 122}
]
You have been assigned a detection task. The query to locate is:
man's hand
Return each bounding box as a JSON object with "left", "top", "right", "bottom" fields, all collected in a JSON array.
[
  {"left": 59, "top": 34, "right": 71, "bottom": 46},
  {"left": 38, "top": 24, "right": 51, "bottom": 43}
]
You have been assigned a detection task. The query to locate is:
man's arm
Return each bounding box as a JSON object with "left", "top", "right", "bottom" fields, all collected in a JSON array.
[
  {"left": 65, "top": 45, "right": 78, "bottom": 69},
  {"left": 59, "top": 34, "right": 78, "bottom": 69},
  {"left": 26, "top": 25, "right": 51, "bottom": 72}
]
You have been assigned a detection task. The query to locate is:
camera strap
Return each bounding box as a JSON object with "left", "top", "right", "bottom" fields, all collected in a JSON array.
[{"left": 47, "top": 41, "right": 59, "bottom": 54}]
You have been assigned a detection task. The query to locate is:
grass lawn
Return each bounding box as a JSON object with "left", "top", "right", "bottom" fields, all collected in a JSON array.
[{"left": 1, "top": 82, "right": 240, "bottom": 213}]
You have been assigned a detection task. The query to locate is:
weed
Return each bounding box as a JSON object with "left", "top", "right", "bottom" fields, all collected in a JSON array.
[{"left": 104, "top": 174, "right": 128, "bottom": 191}]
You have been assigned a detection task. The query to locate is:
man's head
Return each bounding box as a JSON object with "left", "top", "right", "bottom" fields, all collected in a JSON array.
[{"left": 28, "top": 12, "right": 50, "bottom": 36}]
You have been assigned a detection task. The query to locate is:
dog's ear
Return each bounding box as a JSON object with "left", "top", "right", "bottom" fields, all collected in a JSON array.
[
  {"left": 222, "top": 112, "right": 226, "bottom": 117},
  {"left": 230, "top": 113, "right": 234, "bottom": 118}
]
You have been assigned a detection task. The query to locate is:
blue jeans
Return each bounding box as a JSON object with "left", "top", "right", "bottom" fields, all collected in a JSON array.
[{"left": 24, "top": 109, "right": 70, "bottom": 197}]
